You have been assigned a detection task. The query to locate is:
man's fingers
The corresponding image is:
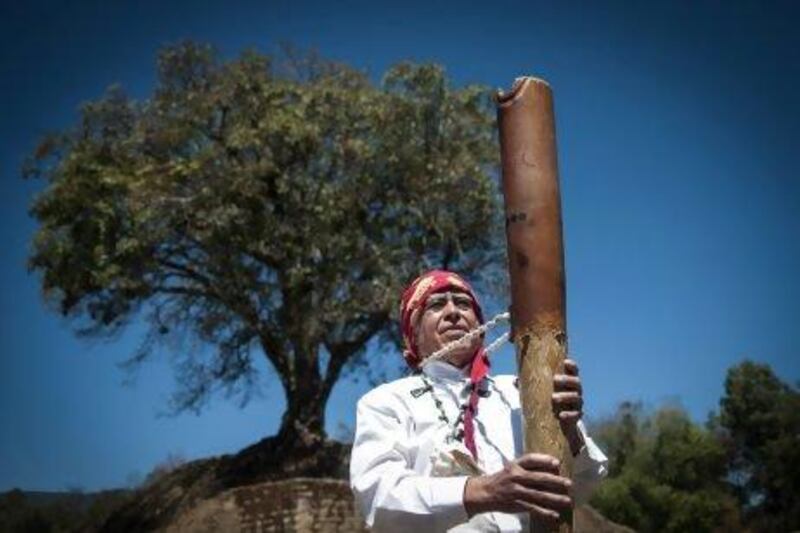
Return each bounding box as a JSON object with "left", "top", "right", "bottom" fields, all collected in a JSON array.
[
  {"left": 563, "top": 359, "right": 579, "bottom": 376},
  {"left": 552, "top": 392, "right": 583, "bottom": 410},
  {"left": 516, "top": 453, "right": 561, "bottom": 473},
  {"left": 553, "top": 374, "right": 582, "bottom": 393},
  {"left": 513, "top": 500, "right": 564, "bottom": 527},
  {"left": 513, "top": 470, "right": 572, "bottom": 495},
  {"left": 514, "top": 454, "right": 572, "bottom": 495},
  {"left": 558, "top": 410, "right": 583, "bottom": 423},
  {"left": 512, "top": 484, "right": 572, "bottom": 511}
]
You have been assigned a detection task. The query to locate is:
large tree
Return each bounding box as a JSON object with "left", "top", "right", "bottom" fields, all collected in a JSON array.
[{"left": 25, "top": 42, "right": 501, "bottom": 450}]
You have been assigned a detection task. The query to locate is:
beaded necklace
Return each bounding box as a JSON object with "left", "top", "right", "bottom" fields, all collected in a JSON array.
[{"left": 418, "top": 373, "right": 475, "bottom": 444}]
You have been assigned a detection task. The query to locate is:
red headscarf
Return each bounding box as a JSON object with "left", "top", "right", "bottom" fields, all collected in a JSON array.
[
  {"left": 399, "top": 269, "right": 490, "bottom": 459},
  {"left": 399, "top": 269, "right": 485, "bottom": 368}
]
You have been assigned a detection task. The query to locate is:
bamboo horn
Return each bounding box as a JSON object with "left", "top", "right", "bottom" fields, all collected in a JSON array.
[{"left": 496, "top": 77, "right": 573, "bottom": 533}]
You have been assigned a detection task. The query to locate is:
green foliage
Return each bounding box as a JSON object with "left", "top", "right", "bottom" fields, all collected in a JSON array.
[
  {"left": 590, "top": 403, "right": 742, "bottom": 532},
  {"left": 718, "top": 360, "right": 800, "bottom": 530},
  {"left": 25, "top": 42, "right": 501, "bottom": 441},
  {"left": 0, "top": 488, "right": 130, "bottom": 532},
  {"left": 589, "top": 362, "right": 799, "bottom": 532}
]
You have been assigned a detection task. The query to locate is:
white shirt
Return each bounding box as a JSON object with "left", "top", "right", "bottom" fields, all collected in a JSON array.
[{"left": 350, "top": 360, "right": 608, "bottom": 532}]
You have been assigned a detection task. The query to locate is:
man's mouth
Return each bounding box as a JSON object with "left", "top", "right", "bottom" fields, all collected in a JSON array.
[{"left": 441, "top": 326, "right": 468, "bottom": 338}]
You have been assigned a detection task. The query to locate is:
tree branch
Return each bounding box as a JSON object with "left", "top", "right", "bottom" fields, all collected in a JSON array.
[
  {"left": 258, "top": 326, "right": 289, "bottom": 381},
  {"left": 322, "top": 311, "right": 387, "bottom": 397}
]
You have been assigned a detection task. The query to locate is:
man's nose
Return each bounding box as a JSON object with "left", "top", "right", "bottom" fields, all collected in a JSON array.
[{"left": 442, "top": 299, "right": 462, "bottom": 321}]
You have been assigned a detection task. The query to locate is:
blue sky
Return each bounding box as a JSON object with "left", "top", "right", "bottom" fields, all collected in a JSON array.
[{"left": 1, "top": 0, "right": 798, "bottom": 492}]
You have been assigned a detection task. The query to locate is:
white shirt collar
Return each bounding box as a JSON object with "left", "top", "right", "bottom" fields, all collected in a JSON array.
[{"left": 421, "top": 359, "right": 470, "bottom": 381}]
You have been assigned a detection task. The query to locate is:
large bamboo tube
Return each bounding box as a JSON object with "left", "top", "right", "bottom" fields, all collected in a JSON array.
[{"left": 496, "top": 77, "right": 572, "bottom": 532}]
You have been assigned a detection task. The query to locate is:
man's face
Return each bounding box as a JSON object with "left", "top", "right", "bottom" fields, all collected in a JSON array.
[{"left": 415, "top": 290, "right": 481, "bottom": 368}]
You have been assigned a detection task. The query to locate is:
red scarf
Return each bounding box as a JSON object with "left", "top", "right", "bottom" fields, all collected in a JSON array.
[{"left": 464, "top": 348, "right": 490, "bottom": 459}]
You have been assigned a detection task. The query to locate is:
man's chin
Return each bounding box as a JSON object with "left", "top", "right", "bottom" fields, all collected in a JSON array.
[{"left": 444, "top": 348, "right": 476, "bottom": 368}]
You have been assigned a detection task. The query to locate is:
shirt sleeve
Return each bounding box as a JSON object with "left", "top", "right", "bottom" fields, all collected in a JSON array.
[
  {"left": 571, "top": 419, "right": 609, "bottom": 505},
  {"left": 350, "top": 391, "right": 470, "bottom": 532}
]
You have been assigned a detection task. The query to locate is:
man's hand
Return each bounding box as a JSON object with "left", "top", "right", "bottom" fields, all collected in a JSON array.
[
  {"left": 553, "top": 358, "right": 585, "bottom": 455},
  {"left": 464, "top": 454, "right": 572, "bottom": 527}
]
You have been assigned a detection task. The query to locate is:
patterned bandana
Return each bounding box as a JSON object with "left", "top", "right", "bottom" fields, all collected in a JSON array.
[
  {"left": 400, "top": 270, "right": 484, "bottom": 367},
  {"left": 399, "top": 269, "right": 490, "bottom": 460}
]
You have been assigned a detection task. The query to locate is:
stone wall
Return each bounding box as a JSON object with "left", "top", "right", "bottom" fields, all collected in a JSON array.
[
  {"left": 167, "top": 478, "right": 366, "bottom": 532},
  {"left": 166, "top": 478, "right": 633, "bottom": 532}
]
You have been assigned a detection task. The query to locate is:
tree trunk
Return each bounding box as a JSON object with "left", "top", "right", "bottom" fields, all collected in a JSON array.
[
  {"left": 276, "top": 348, "right": 329, "bottom": 452},
  {"left": 278, "top": 379, "right": 327, "bottom": 447}
]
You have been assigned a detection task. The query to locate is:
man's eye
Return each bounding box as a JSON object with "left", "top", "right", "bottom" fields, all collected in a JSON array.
[
  {"left": 454, "top": 298, "right": 472, "bottom": 309},
  {"left": 426, "top": 298, "right": 446, "bottom": 311}
]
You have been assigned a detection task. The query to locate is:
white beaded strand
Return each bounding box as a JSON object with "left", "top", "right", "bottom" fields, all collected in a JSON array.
[{"left": 484, "top": 331, "right": 510, "bottom": 355}]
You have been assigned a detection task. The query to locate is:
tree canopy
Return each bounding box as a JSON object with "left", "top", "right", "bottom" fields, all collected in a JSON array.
[
  {"left": 590, "top": 361, "right": 799, "bottom": 532},
  {"left": 590, "top": 402, "right": 742, "bottom": 532},
  {"left": 25, "top": 42, "right": 502, "bottom": 446}
]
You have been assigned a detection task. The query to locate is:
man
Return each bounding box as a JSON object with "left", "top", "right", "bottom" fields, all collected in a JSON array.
[{"left": 350, "top": 270, "right": 607, "bottom": 532}]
